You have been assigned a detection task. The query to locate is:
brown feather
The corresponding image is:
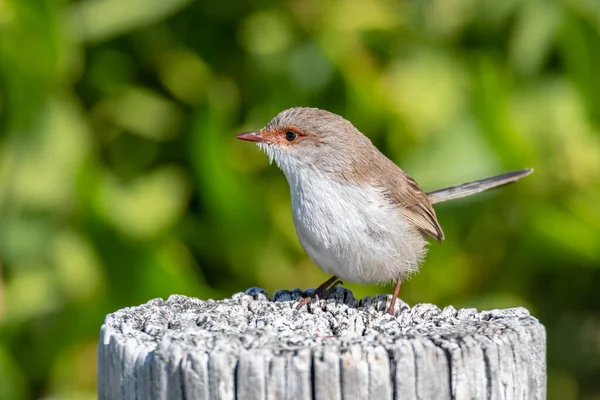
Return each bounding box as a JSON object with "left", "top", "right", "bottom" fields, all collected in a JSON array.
[
  {"left": 265, "top": 107, "right": 446, "bottom": 242},
  {"left": 380, "top": 168, "right": 444, "bottom": 242},
  {"left": 345, "top": 145, "right": 445, "bottom": 242}
]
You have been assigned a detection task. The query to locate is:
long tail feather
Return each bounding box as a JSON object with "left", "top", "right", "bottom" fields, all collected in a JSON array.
[{"left": 426, "top": 168, "right": 533, "bottom": 204}]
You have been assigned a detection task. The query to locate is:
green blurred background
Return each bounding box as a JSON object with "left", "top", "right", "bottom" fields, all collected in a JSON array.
[{"left": 1, "top": 0, "right": 599, "bottom": 398}]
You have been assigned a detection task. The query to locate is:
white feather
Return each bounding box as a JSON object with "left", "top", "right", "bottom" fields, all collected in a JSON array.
[{"left": 257, "top": 143, "right": 427, "bottom": 284}]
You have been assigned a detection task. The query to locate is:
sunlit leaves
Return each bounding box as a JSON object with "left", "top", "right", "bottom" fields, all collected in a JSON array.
[
  {"left": 93, "top": 86, "right": 183, "bottom": 141},
  {"left": 95, "top": 166, "right": 191, "bottom": 240},
  {"left": 1, "top": 0, "right": 600, "bottom": 398},
  {"left": 67, "top": 0, "right": 193, "bottom": 44}
]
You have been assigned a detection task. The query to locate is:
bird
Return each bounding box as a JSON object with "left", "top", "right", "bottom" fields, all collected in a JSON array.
[{"left": 236, "top": 107, "right": 533, "bottom": 315}]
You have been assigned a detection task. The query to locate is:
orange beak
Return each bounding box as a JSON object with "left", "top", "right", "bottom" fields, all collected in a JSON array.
[{"left": 236, "top": 131, "right": 267, "bottom": 143}]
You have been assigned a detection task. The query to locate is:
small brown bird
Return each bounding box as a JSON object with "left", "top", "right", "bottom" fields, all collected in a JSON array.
[{"left": 237, "top": 107, "right": 532, "bottom": 314}]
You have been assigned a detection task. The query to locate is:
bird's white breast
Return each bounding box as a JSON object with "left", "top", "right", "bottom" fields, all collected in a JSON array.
[{"left": 284, "top": 167, "right": 428, "bottom": 284}]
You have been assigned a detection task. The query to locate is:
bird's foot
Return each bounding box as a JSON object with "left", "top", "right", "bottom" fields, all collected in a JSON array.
[{"left": 296, "top": 277, "right": 343, "bottom": 310}]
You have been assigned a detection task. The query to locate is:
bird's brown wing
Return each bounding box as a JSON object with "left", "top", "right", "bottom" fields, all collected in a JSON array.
[
  {"left": 346, "top": 145, "right": 444, "bottom": 242},
  {"left": 378, "top": 169, "right": 445, "bottom": 242},
  {"left": 400, "top": 202, "right": 445, "bottom": 242}
]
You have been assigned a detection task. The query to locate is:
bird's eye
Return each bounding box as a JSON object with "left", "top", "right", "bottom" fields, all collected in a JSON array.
[{"left": 285, "top": 131, "right": 297, "bottom": 141}]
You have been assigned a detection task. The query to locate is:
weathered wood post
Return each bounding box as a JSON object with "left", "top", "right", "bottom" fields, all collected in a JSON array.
[{"left": 98, "top": 287, "right": 546, "bottom": 400}]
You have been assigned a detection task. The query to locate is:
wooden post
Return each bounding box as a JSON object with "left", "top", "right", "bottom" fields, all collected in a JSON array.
[{"left": 98, "top": 287, "right": 546, "bottom": 400}]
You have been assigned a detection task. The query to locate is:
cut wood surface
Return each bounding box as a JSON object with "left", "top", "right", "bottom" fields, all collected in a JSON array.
[{"left": 98, "top": 287, "right": 546, "bottom": 400}]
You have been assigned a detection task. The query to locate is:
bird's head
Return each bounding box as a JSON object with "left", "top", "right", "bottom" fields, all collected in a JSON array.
[{"left": 236, "top": 107, "right": 372, "bottom": 177}]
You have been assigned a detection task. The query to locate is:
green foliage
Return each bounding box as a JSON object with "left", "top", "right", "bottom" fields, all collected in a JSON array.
[{"left": 1, "top": 0, "right": 600, "bottom": 398}]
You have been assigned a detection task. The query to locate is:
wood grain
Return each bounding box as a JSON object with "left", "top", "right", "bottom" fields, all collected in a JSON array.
[{"left": 98, "top": 287, "right": 546, "bottom": 399}]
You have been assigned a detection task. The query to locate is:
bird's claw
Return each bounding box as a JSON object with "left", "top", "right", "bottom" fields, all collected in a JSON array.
[{"left": 296, "top": 279, "right": 344, "bottom": 310}]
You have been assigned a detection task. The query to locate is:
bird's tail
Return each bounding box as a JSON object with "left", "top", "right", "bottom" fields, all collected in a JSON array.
[{"left": 426, "top": 168, "right": 533, "bottom": 205}]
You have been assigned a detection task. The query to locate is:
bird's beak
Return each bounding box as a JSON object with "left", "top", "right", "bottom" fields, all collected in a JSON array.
[{"left": 236, "top": 131, "right": 267, "bottom": 143}]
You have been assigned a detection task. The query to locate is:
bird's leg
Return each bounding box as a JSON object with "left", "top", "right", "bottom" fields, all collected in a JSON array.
[
  {"left": 386, "top": 279, "right": 402, "bottom": 315},
  {"left": 323, "top": 279, "right": 344, "bottom": 297},
  {"left": 296, "top": 276, "right": 340, "bottom": 309},
  {"left": 311, "top": 276, "right": 341, "bottom": 299}
]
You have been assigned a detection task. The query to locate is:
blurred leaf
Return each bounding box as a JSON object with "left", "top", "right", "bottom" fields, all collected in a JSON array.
[
  {"left": 238, "top": 10, "right": 294, "bottom": 55},
  {"left": 4, "top": 264, "right": 60, "bottom": 322},
  {"left": 139, "top": 238, "right": 213, "bottom": 299},
  {"left": 0, "top": 0, "right": 65, "bottom": 131},
  {"left": 52, "top": 230, "right": 104, "bottom": 302},
  {"left": 0, "top": 215, "right": 53, "bottom": 266},
  {"left": 421, "top": 0, "right": 477, "bottom": 36},
  {"left": 49, "top": 340, "right": 97, "bottom": 399},
  {"left": 509, "top": 0, "right": 560, "bottom": 76},
  {"left": 1, "top": 0, "right": 600, "bottom": 397},
  {"left": 289, "top": 42, "right": 333, "bottom": 94},
  {"left": 326, "top": 0, "right": 400, "bottom": 32},
  {"left": 381, "top": 49, "right": 467, "bottom": 137},
  {"left": 558, "top": 11, "right": 600, "bottom": 122},
  {"left": 157, "top": 48, "right": 211, "bottom": 104},
  {"left": 548, "top": 370, "right": 579, "bottom": 400},
  {"left": 93, "top": 86, "right": 183, "bottom": 141},
  {"left": 87, "top": 49, "right": 135, "bottom": 95},
  {"left": 509, "top": 78, "right": 600, "bottom": 186},
  {"left": 0, "top": 345, "right": 28, "bottom": 400},
  {"left": 96, "top": 166, "right": 191, "bottom": 240},
  {"left": 401, "top": 114, "right": 500, "bottom": 190},
  {"left": 532, "top": 204, "right": 600, "bottom": 263},
  {"left": 471, "top": 56, "right": 535, "bottom": 166},
  {"left": 0, "top": 93, "right": 91, "bottom": 211},
  {"left": 67, "top": 0, "right": 193, "bottom": 43}
]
